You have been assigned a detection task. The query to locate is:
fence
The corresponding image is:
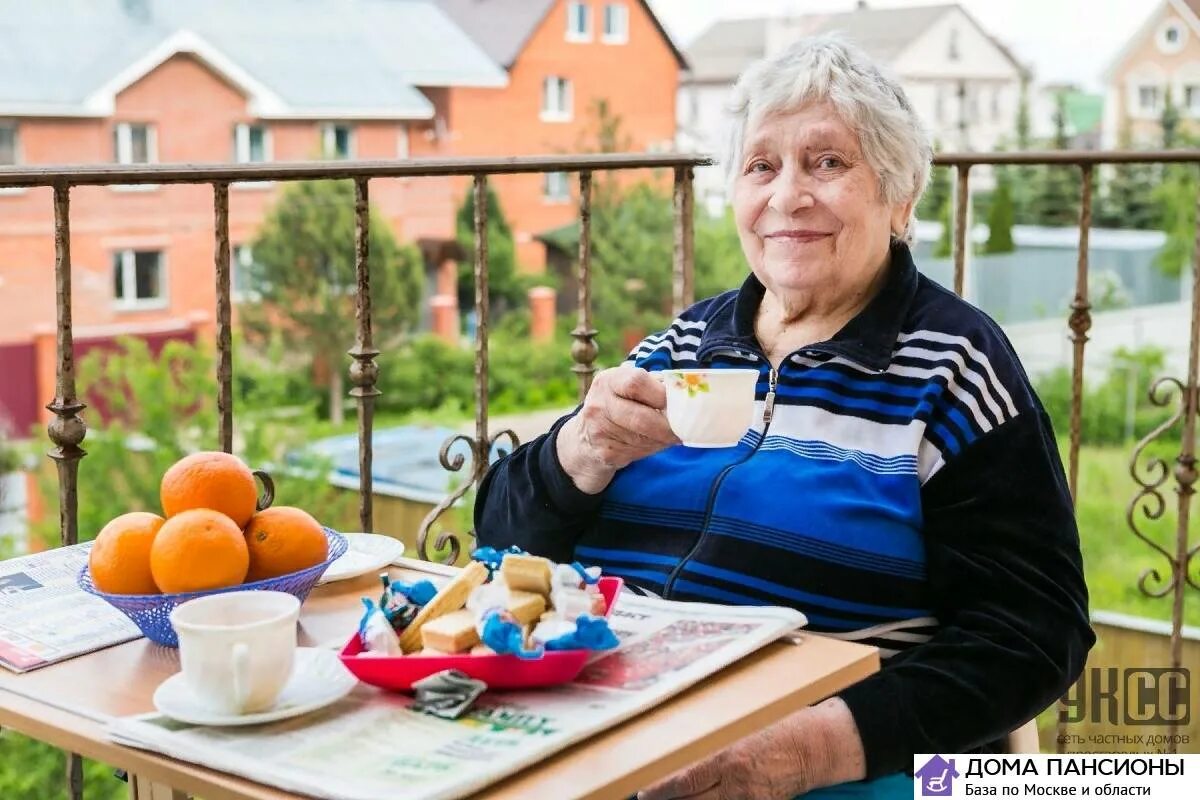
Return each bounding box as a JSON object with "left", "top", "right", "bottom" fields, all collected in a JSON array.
[{"left": 0, "top": 149, "right": 1198, "bottom": 800}]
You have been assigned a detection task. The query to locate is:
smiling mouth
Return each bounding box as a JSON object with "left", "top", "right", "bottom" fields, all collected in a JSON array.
[{"left": 764, "top": 231, "right": 832, "bottom": 243}]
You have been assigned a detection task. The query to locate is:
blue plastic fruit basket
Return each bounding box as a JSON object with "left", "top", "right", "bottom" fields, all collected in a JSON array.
[{"left": 77, "top": 528, "right": 348, "bottom": 647}]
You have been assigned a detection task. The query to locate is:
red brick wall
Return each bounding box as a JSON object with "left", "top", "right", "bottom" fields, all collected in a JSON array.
[
  {"left": 444, "top": 0, "right": 680, "bottom": 269},
  {"left": 0, "top": 53, "right": 457, "bottom": 346}
]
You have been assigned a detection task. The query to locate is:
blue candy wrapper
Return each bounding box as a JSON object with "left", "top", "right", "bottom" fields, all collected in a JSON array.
[
  {"left": 471, "top": 545, "right": 525, "bottom": 577},
  {"left": 544, "top": 615, "right": 619, "bottom": 652},
  {"left": 479, "top": 609, "right": 544, "bottom": 660}
]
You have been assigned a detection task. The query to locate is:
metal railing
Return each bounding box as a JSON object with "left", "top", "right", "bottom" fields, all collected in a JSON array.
[{"left": 0, "top": 148, "right": 1197, "bottom": 795}]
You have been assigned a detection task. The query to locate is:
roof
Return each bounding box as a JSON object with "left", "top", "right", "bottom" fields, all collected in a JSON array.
[
  {"left": 685, "top": 3, "right": 1016, "bottom": 84},
  {"left": 1103, "top": 0, "right": 1200, "bottom": 81},
  {"left": 1061, "top": 91, "right": 1104, "bottom": 134},
  {"left": 0, "top": 0, "right": 508, "bottom": 119},
  {"left": 432, "top": 0, "right": 687, "bottom": 70}
]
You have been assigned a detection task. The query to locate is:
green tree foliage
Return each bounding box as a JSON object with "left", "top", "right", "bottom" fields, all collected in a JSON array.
[
  {"left": 31, "top": 338, "right": 353, "bottom": 550},
  {"left": 455, "top": 184, "right": 526, "bottom": 313},
  {"left": 246, "top": 180, "right": 424, "bottom": 423},
  {"left": 1028, "top": 93, "right": 1081, "bottom": 226},
  {"left": 1096, "top": 124, "right": 1162, "bottom": 231},
  {"left": 1011, "top": 80, "right": 1040, "bottom": 224},
  {"left": 916, "top": 160, "right": 950, "bottom": 222},
  {"left": 985, "top": 168, "right": 1016, "bottom": 253},
  {"left": 1035, "top": 346, "right": 1171, "bottom": 446},
  {"left": 1154, "top": 160, "right": 1197, "bottom": 277}
]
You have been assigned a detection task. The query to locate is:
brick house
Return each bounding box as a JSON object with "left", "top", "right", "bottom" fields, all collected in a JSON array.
[
  {"left": 0, "top": 0, "right": 683, "bottom": 435},
  {"left": 432, "top": 0, "right": 686, "bottom": 268}
]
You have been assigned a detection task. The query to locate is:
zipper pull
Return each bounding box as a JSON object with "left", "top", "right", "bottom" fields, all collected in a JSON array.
[{"left": 763, "top": 368, "right": 777, "bottom": 426}]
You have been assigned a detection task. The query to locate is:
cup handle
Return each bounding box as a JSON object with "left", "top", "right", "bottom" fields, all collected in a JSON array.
[
  {"left": 231, "top": 642, "right": 251, "bottom": 712},
  {"left": 253, "top": 469, "right": 275, "bottom": 511}
]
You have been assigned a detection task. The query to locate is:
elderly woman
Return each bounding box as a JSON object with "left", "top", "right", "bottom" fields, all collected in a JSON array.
[{"left": 475, "top": 36, "right": 1093, "bottom": 799}]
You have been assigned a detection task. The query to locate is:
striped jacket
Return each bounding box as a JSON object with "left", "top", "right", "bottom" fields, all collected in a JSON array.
[{"left": 475, "top": 243, "right": 1093, "bottom": 777}]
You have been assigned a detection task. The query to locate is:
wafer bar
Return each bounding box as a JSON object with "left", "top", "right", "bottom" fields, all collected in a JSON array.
[
  {"left": 500, "top": 554, "right": 553, "bottom": 595},
  {"left": 399, "top": 561, "right": 488, "bottom": 652},
  {"left": 506, "top": 590, "right": 547, "bottom": 624},
  {"left": 420, "top": 609, "right": 480, "bottom": 653}
]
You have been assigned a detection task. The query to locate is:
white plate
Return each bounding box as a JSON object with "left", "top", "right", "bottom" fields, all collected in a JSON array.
[
  {"left": 318, "top": 532, "right": 406, "bottom": 584},
  {"left": 153, "top": 647, "right": 357, "bottom": 727}
]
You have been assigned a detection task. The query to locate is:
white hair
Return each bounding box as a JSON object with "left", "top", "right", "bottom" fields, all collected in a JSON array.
[{"left": 725, "top": 34, "right": 932, "bottom": 241}]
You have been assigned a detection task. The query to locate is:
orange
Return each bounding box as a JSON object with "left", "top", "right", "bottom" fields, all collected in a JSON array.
[
  {"left": 161, "top": 451, "right": 258, "bottom": 528},
  {"left": 150, "top": 509, "right": 249, "bottom": 593},
  {"left": 243, "top": 506, "right": 328, "bottom": 581},
  {"left": 89, "top": 512, "right": 165, "bottom": 595}
]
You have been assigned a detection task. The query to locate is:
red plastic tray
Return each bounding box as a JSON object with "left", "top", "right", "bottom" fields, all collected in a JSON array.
[{"left": 339, "top": 576, "right": 623, "bottom": 691}]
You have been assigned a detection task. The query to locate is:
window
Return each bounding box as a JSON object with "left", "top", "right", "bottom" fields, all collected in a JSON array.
[
  {"left": 602, "top": 3, "right": 628, "bottom": 44},
  {"left": 0, "top": 123, "right": 17, "bottom": 165},
  {"left": 991, "top": 87, "right": 1002, "bottom": 121},
  {"left": 113, "top": 123, "right": 155, "bottom": 164},
  {"left": 566, "top": 1, "right": 591, "bottom": 42},
  {"left": 234, "top": 123, "right": 270, "bottom": 163},
  {"left": 541, "top": 77, "right": 573, "bottom": 121},
  {"left": 232, "top": 245, "right": 260, "bottom": 302},
  {"left": 947, "top": 28, "right": 960, "bottom": 61},
  {"left": 320, "top": 123, "right": 355, "bottom": 159},
  {"left": 397, "top": 124, "right": 410, "bottom": 159},
  {"left": 543, "top": 171, "right": 570, "bottom": 202},
  {"left": 1186, "top": 85, "right": 1200, "bottom": 113},
  {"left": 1138, "top": 85, "right": 1163, "bottom": 113},
  {"left": 935, "top": 84, "right": 946, "bottom": 123},
  {"left": 113, "top": 250, "right": 165, "bottom": 310},
  {"left": 1158, "top": 21, "right": 1187, "bottom": 53}
]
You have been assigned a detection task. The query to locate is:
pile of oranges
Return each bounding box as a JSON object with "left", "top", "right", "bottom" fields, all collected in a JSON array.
[{"left": 88, "top": 452, "right": 328, "bottom": 595}]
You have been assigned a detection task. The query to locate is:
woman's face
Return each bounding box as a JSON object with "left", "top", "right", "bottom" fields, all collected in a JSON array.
[{"left": 732, "top": 102, "right": 911, "bottom": 308}]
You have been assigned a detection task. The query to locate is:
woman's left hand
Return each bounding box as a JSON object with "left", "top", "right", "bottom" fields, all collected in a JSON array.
[{"left": 637, "top": 698, "right": 867, "bottom": 800}]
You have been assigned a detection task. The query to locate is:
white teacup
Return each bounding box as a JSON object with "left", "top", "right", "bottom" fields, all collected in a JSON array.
[
  {"left": 169, "top": 590, "right": 300, "bottom": 716},
  {"left": 660, "top": 368, "right": 758, "bottom": 447}
]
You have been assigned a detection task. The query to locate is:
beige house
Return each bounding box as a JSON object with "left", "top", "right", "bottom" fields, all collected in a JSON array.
[{"left": 1102, "top": 0, "right": 1200, "bottom": 147}]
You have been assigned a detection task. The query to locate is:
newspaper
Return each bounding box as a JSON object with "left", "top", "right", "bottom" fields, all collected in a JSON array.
[
  {"left": 109, "top": 594, "right": 806, "bottom": 800},
  {"left": 0, "top": 542, "right": 143, "bottom": 672}
]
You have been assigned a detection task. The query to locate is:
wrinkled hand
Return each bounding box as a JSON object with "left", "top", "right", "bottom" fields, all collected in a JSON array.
[
  {"left": 638, "top": 699, "right": 866, "bottom": 800},
  {"left": 557, "top": 365, "right": 680, "bottom": 494},
  {"left": 637, "top": 722, "right": 813, "bottom": 800}
]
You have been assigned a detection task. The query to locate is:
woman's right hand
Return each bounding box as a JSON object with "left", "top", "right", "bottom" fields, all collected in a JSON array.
[{"left": 556, "top": 365, "right": 680, "bottom": 494}]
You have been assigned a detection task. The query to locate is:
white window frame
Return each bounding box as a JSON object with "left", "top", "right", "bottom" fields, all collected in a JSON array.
[
  {"left": 602, "top": 3, "right": 628, "bottom": 44},
  {"left": 541, "top": 77, "right": 574, "bottom": 122},
  {"left": 1137, "top": 84, "right": 1163, "bottom": 115},
  {"left": 232, "top": 244, "right": 261, "bottom": 303},
  {"left": 543, "top": 172, "right": 571, "bottom": 203},
  {"left": 112, "top": 249, "right": 168, "bottom": 311},
  {"left": 112, "top": 122, "right": 158, "bottom": 192},
  {"left": 397, "top": 124, "right": 411, "bottom": 159},
  {"left": 320, "top": 122, "right": 356, "bottom": 159},
  {"left": 1158, "top": 20, "right": 1187, "bottom": 54},
  {"left": 0, "top": 121, "right": 23, "bottom": 196},
  {"left": 566, "top": 1, "right": 592, "bottom": 42},
  {"left": 234, "top": 123, "right": 272, "bottom": 164}
]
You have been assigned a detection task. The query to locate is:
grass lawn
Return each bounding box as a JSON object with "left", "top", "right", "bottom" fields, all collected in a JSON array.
[{"left": 1067, "top": 440, "right": 1197, "bottom": 626}]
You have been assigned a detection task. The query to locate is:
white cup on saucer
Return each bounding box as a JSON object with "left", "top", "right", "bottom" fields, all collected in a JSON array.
[
  {"left": 169, "top": 590, "right": 300, "bottom": 716},
  {"left": 659, "top": 368, "right": 758, "bottom": 447}
]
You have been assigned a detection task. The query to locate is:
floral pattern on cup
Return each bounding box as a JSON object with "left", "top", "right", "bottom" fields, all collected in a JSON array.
[{"left": 670, "top": 371, "right": 711, "bottom": 397}]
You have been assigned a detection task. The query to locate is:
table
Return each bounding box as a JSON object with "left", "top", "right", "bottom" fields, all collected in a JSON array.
[{"left": 0, "top": 558, "right": 880, "bottom": 800}]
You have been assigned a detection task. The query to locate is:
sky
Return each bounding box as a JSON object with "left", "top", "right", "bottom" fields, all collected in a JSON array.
[{"left": 646, "top": 0, "right": 1156, "bottom": 91}]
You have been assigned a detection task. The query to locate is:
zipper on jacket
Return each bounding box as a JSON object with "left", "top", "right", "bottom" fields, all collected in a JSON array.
[{"left": 662, "top": 358, "right": 778, "bottom": 598}]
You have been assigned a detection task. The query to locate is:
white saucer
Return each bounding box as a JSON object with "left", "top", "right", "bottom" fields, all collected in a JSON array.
[
  {"left": 153, "top": 648, "right": 357, "bottom": 727},
  {"left": 319, "top": 532, "right": 406, "bottom": 584}
]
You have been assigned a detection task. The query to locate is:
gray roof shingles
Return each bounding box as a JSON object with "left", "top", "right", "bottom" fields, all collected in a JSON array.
[{"left": 0, "top": 0, "right": 507, "bottom": 117}]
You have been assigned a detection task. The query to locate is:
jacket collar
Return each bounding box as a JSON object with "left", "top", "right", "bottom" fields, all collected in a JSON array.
[{"left": 695, "top": 241, "right": 919, "bottom": 372}]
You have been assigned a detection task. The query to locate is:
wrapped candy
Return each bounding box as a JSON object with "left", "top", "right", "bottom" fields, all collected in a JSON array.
[
  {"left": 357, "top": 598, "right": 402, "bottom": 656},
  {"left": 543, "top": 615, "right": 619, "bottom": 652},
  {"left": 466, "top": 578, "right": 510, "bottom": 617},
  {"left": 530, "top": 616, "right": 576, "bottom": 645},
  {"left": 380, "top": 573, "right": 437, "bottom": 610},
  {"left": 478, "top": 609, "right": 544, "bottom": 660},
  {"left": 471, "top": 545, "right": 524, "bottom": 578}
]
